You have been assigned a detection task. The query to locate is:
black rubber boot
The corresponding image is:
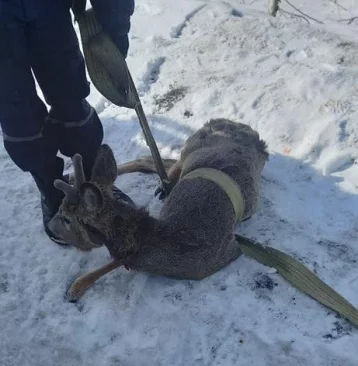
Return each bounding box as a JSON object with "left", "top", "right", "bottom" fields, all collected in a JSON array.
[{"left": 31, "top": 157, "right": 69, "bottom": 245}]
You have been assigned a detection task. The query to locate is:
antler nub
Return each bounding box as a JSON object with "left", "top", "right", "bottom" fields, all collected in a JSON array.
[
  {"left": 53, "top": 153, "right": 86, "bottom": 205},
  {"left": 54, "top": 179, "right": 79, "bottom": 205},
  {"left": 72, "top": 154, "right": 86, "bottom": 190}
]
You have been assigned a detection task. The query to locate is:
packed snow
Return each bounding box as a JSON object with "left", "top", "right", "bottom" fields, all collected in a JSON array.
[{"left": 1, "top": 0, "right": 358, "bottom": 365}]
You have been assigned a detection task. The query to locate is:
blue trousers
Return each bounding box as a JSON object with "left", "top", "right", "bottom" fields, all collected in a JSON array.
[{"left": 0, "top": 0, "right": 103, "bottom": 177}]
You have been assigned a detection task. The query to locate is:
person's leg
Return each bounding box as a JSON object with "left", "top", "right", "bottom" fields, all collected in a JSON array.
[
  {"left": 27, "top": 1, "right": 103, "bottom": 180},
  {"left": 0, "top": 4, "right": 66, "bottom": 241}
]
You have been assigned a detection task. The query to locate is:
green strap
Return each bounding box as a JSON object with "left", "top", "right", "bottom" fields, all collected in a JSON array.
[
  {"left": 76, "top": 9, "right": 135, "bottom": 108},
  {"left": 181, "top": 169, "right": 358, "bottom": 327},
  {"left": 235, "top": 234, "right": 358, "bottom": 327},
  {"left": 181, "top": 168, "right": 245, "bottom": 221},
  {"left": 74, "top": 8, "right": 173, "bottom": 194}
]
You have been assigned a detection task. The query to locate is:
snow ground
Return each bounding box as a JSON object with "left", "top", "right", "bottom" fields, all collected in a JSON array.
[{"left": 1, "top": 0, "right": 358, "bottom": 365}]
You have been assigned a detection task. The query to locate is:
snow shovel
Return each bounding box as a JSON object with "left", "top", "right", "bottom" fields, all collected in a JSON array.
[{"left": 72, "top": 6, "right": 173, "bottom": 196}]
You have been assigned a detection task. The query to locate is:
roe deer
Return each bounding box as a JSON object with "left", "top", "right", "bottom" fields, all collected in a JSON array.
[{"left": 48, "top": 119, "right": 268, "bottom": 301}]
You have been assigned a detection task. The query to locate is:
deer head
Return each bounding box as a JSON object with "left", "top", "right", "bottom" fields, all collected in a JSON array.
[{"left": 48, "top": 145, "right": 121, "bottom": 250}]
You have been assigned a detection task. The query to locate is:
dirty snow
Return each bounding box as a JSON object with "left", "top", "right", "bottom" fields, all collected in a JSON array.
[{"left": 1, "top": 0, "right": 358, "bottom": 365}]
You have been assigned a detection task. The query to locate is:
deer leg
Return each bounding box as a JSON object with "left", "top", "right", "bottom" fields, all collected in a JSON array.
[
  {"left": 154, "top": 159, "right": 183, "bottom": 199},
  {"left": 66, "top": 259, "right": 124, "bottom": 302},
  {"left": 116, "top": 157, "right": 177, "bottom": 176},
  {"left": 167, "top": 159, "right": 183, "bottom": 185},
  {"left": 68, "top": 157, "right": 177, "bottom": 182}
]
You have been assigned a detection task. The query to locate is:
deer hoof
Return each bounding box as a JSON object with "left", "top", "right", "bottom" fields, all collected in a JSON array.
[
  {"left": 66, "top": 281, "right": 86, "bottom": 302},
  {"left": 154, "top": 186, "right": 167, "bottom": 200}
]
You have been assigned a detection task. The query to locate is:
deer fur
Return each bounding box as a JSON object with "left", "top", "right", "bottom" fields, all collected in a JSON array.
[{"left": 48, "top": 119, "right": 269, "bottom": 301}]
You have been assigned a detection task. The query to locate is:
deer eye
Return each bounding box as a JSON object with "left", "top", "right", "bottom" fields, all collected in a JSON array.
[{"left": 62, "top": 216, "right": 72, "bottom": 229}]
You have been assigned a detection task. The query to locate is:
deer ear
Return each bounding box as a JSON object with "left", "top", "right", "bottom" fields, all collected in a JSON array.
[
  {"left": 79, "top": 183, "right": 103, "bottom": 213},
  {"left": 91, "top": 144, "right": 117, "bottom": 188}
]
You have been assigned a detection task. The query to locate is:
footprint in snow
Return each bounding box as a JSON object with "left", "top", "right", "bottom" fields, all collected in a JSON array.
[
  {"left": 139, "top": 57, "right": 165, "bottom": 94},
  {"left": 170, "top": 4, "right": 207, "bottom": 39},
  {"left": 321, "top": 151, "right": 356, "bottom": 175}
]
